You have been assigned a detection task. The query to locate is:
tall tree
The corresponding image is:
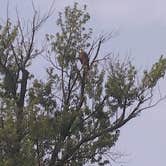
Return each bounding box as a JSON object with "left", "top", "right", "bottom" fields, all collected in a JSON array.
[
  {"left": 0, "top": 10, "right": 50, "bottom": 165},
  {"left": 0, "top": 3, "right": 166, "bottom": 166}
]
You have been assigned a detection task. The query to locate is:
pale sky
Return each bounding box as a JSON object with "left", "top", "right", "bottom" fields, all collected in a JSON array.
[{"left": 0, "top": 0, "right": 166, "bottom": 166}]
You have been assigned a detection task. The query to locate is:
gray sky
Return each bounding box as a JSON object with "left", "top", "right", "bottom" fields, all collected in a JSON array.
[{"left": 0, "top": 0, "right": 166, "bottom": 165}]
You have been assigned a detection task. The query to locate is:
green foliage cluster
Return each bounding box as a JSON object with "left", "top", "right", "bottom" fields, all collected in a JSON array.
[{"left": 0, "top": 3, "right": 166, "bottom": 166}]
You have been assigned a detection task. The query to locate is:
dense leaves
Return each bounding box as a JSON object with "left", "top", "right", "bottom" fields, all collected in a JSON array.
[{"left": 0, "top": 3, "right": 166, "bottom": 166}]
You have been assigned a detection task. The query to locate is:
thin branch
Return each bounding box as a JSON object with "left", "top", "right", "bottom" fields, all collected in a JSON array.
[
  {"left": 90, "top": 40, "right": 101, "bottom": 66},
  {"left": 136, "top": 95, "right": 166, "bottom": 114},
  {"left": 16, "top": 9, "right": 28, "bottom": 54}
]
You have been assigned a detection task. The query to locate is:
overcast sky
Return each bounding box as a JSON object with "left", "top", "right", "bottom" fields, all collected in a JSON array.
[{"left": 0, "top": 0, "right": 166, "bottom": 166}]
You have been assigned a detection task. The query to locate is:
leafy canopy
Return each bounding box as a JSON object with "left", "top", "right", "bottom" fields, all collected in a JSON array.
[{"left": 0, "top": 2, "right": 166, "bottom": 166}]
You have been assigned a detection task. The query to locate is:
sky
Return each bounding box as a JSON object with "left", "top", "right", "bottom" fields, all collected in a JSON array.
[{"left": 0, "top": 0, "right": 166, "bottom": 166}]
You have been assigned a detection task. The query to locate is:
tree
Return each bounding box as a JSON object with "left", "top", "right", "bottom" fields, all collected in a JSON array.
[{"left": 0, "top": 2, "right": 166, "bottom": 166}]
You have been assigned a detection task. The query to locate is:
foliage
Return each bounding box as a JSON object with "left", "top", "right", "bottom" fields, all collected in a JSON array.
[{"left": 0, "top": 3, "right": 166, "bottom": 166}]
